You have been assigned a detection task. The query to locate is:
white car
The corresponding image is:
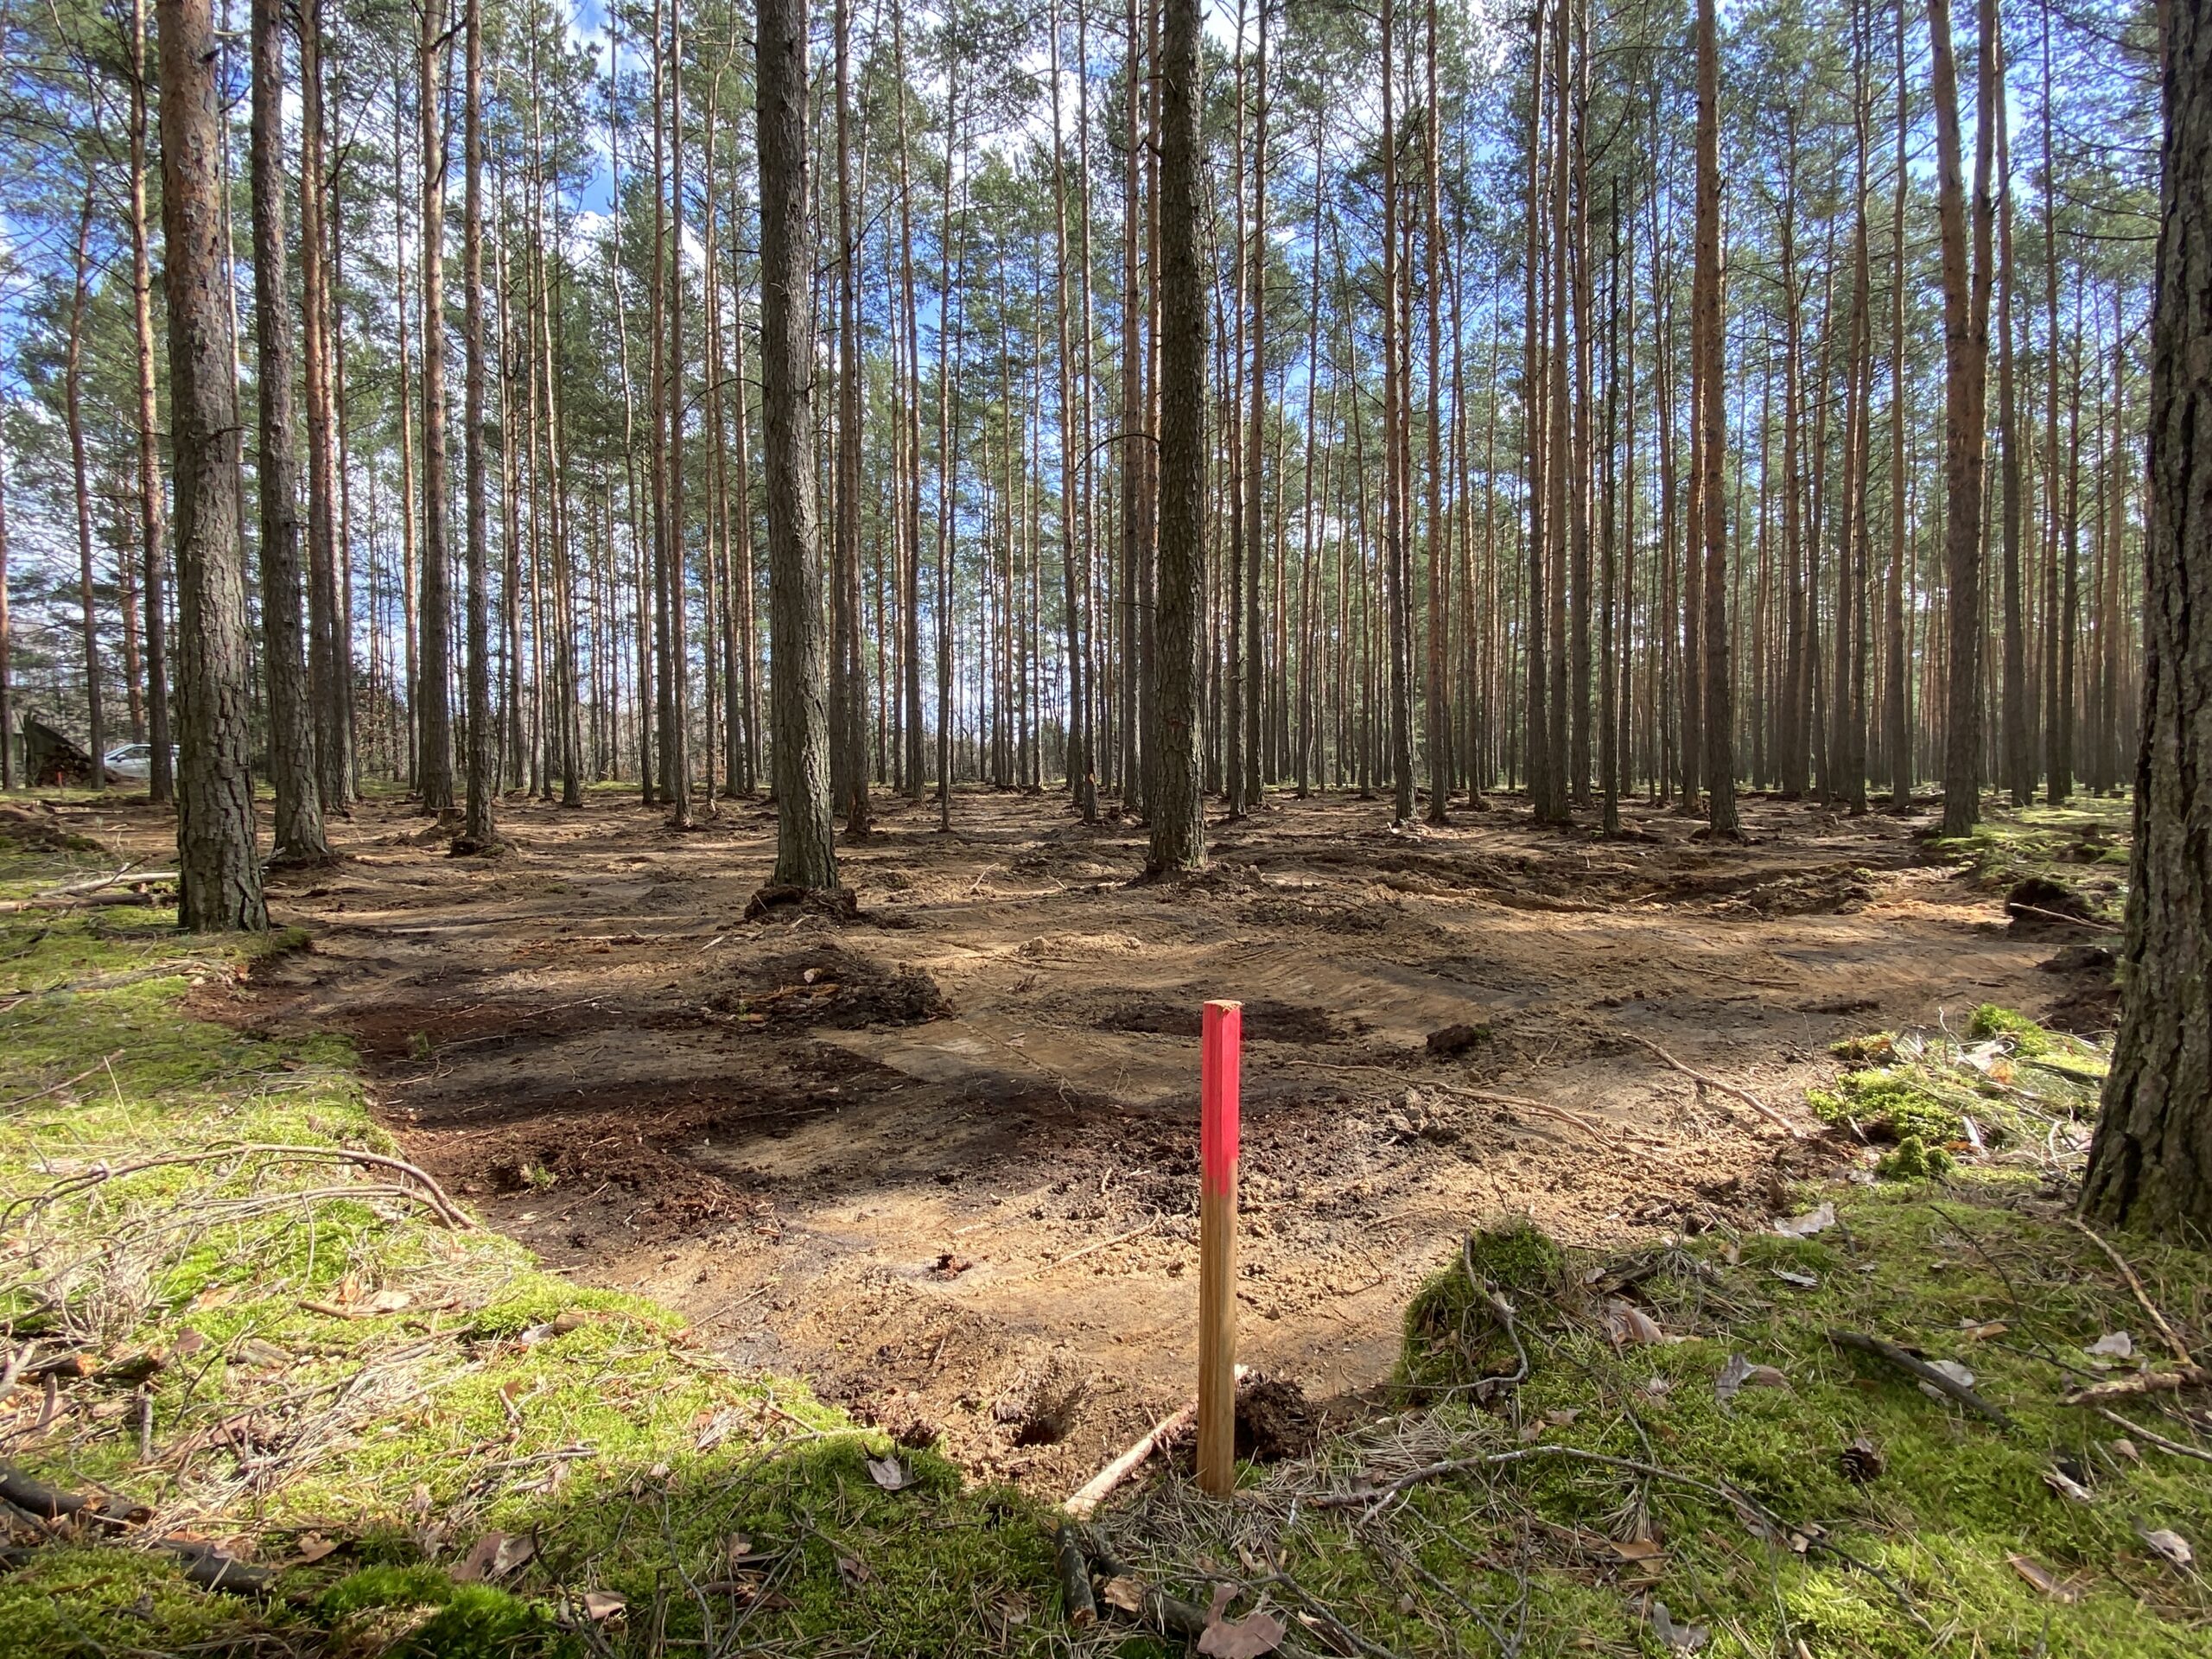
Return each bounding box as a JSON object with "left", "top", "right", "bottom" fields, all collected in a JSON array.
[{"left": 104, "top": 742, "right": 178, "bottom": 783}]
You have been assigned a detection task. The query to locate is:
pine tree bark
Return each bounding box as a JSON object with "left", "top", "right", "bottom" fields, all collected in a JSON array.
[
  {"left": 1929, "top": 0, "right": 1993, "bottom": 838},
  {"left": 1145, "top": 0, "right": 1207, "bottom": 877},
  {"left": 1995, "top": 17, "right": 2029, "bottom": 807},
  {"left": 127, "top": 0, "right": 172, "bottom": 803},
  {"left": 456, "top": 0, "right": 497, "bottom": 851},
  {"left": 2079, "top": 0, "right": 2212, "bottom": 1230},
  {"left": 160, "top": 0, "right": 267, "bottom": 929},
  {"left": 831, "top": 0, "right": 869, "bottom": 832},
  {"left": 1694, "top": 0, "right": 1736, "bottom": 837},
  {"left": 1887, "top": 0, "right": 1911, "bottom": 810},
  {"left": 249, "top": 0, "right": 329, "bottom": 863},
  {"left": 301, "top": 0, "right": 351, "bottom": 813},
  {"left": 417, "top": 0, "right": 455, "bottom": 813},
  {"left": 757, "top": 0, "right": 838, "bottom": 891},
  {"left": 64, "top": 187, "right": 105, "bottom": 786}
]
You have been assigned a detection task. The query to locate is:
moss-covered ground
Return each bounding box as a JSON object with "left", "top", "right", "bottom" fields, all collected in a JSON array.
[
  {"left": 8, "top": 803, "right": 2205, "bottom": 1659},
  {"left": 0, "top": 823, "right": 1053, "bottom": 1656},
  {"left": 1084, "top": 1016, "right": 2210, "bottom": 1658},
  {"left": 1929, "top": 798, "right": 2133, "bottom": 929}
]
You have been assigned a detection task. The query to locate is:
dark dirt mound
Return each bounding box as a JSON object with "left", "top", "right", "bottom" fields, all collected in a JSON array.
[
  {"left": 709, "top": 945, "right": 953, "bottom": 1029},
  {"left": 1427, "top": 1022, "right": 1496, "bottom": 1058},
  {"left": 0, "top": 804, "right": 106, "bottom": 856},
  {"left": 1094, "top": 995, "right": 1356, "bottom": 1045},
  {"left": 2005, "top": 876, "right": 2101, "bottom": 937},
  {"left": 1235, "top": 1375, "right": 1318, "bottom": 1461}
]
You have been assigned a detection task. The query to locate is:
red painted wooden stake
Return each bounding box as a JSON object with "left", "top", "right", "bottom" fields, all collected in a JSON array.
[{"left": 1198, "top": 1000, "right": 1242, "bottom": 1496}]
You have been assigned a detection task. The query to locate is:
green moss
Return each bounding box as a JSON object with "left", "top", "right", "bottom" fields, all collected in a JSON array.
[
  {"left": 1092, "top": 1170, "right": 2212, "bottom": 1659},
  {"left": 1967, "top": 1003, "right": 2054, "bottom": 1057},
  {"left": 1829, "top": 1031, "right": 1898, "bottom": 1064},
  {"left": 0, "top": 838, "right": 1057, "bottom": 1656},
  {"left": 1400, "top": 1220, "right": 1565, "bottom": 1395},
  {"left": 1874, "top": 1133, "right": 1955, "bottom": 1180},
  {"left": 1811, "top": 1068, "right": 1965, "bottom": 1143}
]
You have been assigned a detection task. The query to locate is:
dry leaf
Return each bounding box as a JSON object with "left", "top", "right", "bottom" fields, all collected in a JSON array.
[
  {"left": 1959, "top": 1319, "right": 2009, "bottom": 1341},
  {"left": 2108, "top": 1438, "right": 2140, "bottom": 1464},
  {"left": 1771, "top": 1202, "right": 1836, "bottom": 1238},
  {"left": 1100, "top": 1574, "right": 1145, "bottom": 1614},
  {"left": 2007, "top": 1554, "right": 2078, "bottom": 1602},
  {"left": 866, "top": 1455, "right": 912, "bottom": 1491},
  {"left": 1770, "top": 1268, "right": 1819, "bottom": 1288},
  {"left": 1602, "top": 1300, "right": 1666, "bottom": 1347},
  {"left": 364, "top": 1289, "right": 411, "bottom": 1314},
  {"left": 2042, "top": 1465, "right": 2094, "bottom": 1503},
  {"left": 290, "top": 1533, "right": 339, "bottom": 1565},
  {"left": 1649, "top": 1599, "right": 1709, "bottom": 1653},
  {"left": 1917, "top": 1358, "right": 1977, "bottom": 1404},
  {"left": 836, "top": 1554, "right": 874, "bottom": 1586},
  {"left": 1197, "top": 1583, "right": 1286, "bottom": 1658},
  {"left": 582, "top": 1591, "right": 626, "bottom": 1621},
  {"left": 1715, "top": 1354, "right": 1753, "bottom": 1405},
  {"left": 1608, "top": 1537, "right": 1664, "bottom": 1561},
  {"left": 2142, "top": 1529, "right": 2193, "bottom": 1570},
  {"left": 2086, "top": 1331, "right": 2135, "bottom": 1360},
  {"left": 452, "top": 1531, "right": 534, "bottom": 1583}
]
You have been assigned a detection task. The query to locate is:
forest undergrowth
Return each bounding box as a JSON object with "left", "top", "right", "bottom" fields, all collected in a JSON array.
[{"left": 4, "top": 804, "right": 2208, "bottom": 1658}]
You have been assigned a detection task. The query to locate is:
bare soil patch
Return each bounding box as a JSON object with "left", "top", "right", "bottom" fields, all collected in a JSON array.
[{"left": 65, "top": 785, "right": 2094, "bottom": 1498}]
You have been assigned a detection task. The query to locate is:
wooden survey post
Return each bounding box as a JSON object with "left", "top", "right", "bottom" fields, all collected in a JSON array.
[{"left": 1198, "top": 999, "right": 1242, "bottom": 1497}]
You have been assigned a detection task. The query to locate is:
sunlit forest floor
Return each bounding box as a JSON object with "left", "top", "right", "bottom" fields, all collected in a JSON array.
[
  {"left": 73, "top": 781, "right": 2131, "bottom": 1493},
  {"left": 11, "top": 780, "right": 2202, "bottom": 1658}
]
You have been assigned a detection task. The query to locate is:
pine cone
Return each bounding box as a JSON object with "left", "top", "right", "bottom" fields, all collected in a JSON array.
[{"left": 1838, "top": 1436, "right": 1885, "bottom": 1484}]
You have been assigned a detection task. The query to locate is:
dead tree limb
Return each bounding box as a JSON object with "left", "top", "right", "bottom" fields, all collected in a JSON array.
[{"left": 1827, "top": 1331, "right": 2016, "bottom": 1429}]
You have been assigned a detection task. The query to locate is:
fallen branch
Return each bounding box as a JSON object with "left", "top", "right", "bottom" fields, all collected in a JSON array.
[
  {"left": 2005, "top": 902, "right": 2111, "bottom": 933},
  {"left": 1062, "top": 1363, "right": 1249, "bottom": 1518},
  {"left": 1053, "top": 1522, "right": 1096, "bottom": 1627},
  {"left": 2068, "top": 1217, "right": 2196, "bottom": 1366},
  {"left": 1828, "top": 1331, "right": 2016, "bottom": 1430},
  {"left": 0, "top": 874, "right": 178, "bottom": 915},
  {"left": 3, "top": 1142, "right": 474, "bottom": 1231},
  {"left": 1463, "top": 1234, "right": 1529, "bottom": 1407},
  {"left": 2061, "top": 1366, "right": 2209, "bottom": 1406},
  {"left": 2090, "top": 1406, "right": 2212, "bottom": 1465},
  {"left": 1063, "top": 1402, "right": 1197, "bottom": 1519},
  {"left": 0, "top": 1462, "right": 274, "bottom": 1592},
  {"left": 0, "top": 1055, "right": 121, "bottom": 1113},
  {"left": 1630, "top": 1035, "right": 1804, "bottom": 1137}
]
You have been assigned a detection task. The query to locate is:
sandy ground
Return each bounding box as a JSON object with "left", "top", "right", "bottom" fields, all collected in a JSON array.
[{"left": 40, "top": 784, "right": 2105, "bottom": 1497}]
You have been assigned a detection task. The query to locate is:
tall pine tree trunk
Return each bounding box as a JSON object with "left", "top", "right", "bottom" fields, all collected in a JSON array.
[
  {"left": 2079, "top": 0, "right": 2212, "bottom": 1230},
  {"left": 1146, "top": 0, "right": 1206, "bottom": 876},
  {"left": 758, "top": 0, "right": 838, "bottom": 892},
  {"left": 1695, "top": 0, "right": 1736, "bottom": 837},
  {"left": 1929, "top": 0, "right": 1993, "bottom": 838},
  {"left": 161, "top": 0, "right": 267, "bottom": 929},
  {"left": 417, "top": 0, "right": 456, "bottom": 813},
  {"left": 249, "top": 0, "right": 329, "bottom": 862},
  {"left": 127, "top": 0, "right": 172, "bottom": 803},
  {"left": 457, "top": 0, "right": 497, "bottom": 850}
]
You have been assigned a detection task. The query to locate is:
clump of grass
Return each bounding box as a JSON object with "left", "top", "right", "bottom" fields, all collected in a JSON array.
[
  {"left": 1873, "top": 1133, "right": 1955, "bottom": 1181},
  {"left": 0, "top": 849, "right": 1053, "bottom": 1655},
  {"left": 1091, "top": 1176, "right": 2212, "bottom": 1659},
  {"left": 1400, "top": 1219, "right": 1565, "bottom": 1396},
  {"left": 1806, "top": 1012, "right": 2107, "bottom": 1171},
  {"left": 1808, "top": 1067, "right": 1965, "bottom": 1144},
  {"left": 1968, "top": 1001, "right": 2054, "bottom": 1057}
]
